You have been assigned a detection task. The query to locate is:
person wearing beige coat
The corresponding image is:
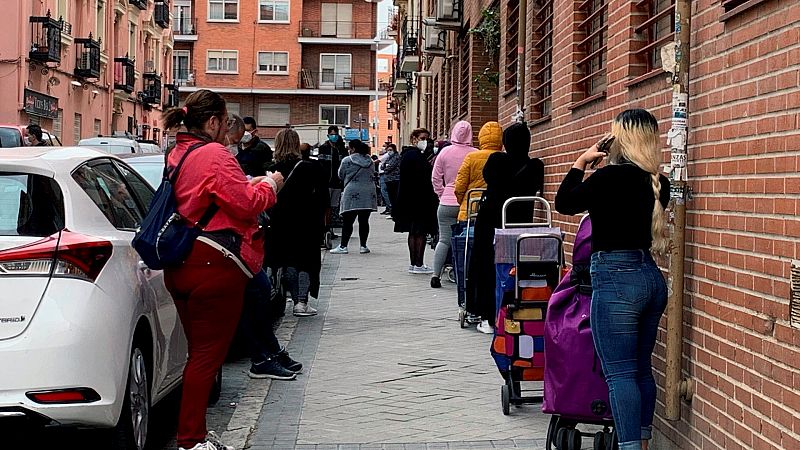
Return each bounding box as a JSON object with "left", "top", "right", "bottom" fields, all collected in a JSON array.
[{"left": 453, "top": 121, "right": 504, "bottom": 221}]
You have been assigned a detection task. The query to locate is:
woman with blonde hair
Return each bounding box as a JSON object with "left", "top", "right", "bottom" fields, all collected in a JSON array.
[
  {"left": 555, "top": 108, "right": 670, "bottom": 450},
  {"left": 266, "top": 129, "right": 329, "bottom": 317}
]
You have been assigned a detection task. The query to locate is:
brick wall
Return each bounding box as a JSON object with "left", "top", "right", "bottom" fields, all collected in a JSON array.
[{"left": 490, "top": 0, "right": 800, "bottom": 448}]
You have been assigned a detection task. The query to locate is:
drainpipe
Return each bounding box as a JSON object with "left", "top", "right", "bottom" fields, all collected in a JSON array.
[
  {"left": 664, "top": 0, "right": 694, "bottom": 421},
  {"left": 514, "top": 0, "right": 527, "bottom": 123}
]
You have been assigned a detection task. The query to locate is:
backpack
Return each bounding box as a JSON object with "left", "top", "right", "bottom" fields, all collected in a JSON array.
[{"left": 132, "top": 141, "right": 219, "bottom": 270}]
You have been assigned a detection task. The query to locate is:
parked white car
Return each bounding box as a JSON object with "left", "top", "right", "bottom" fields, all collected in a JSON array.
[
  {"left": 78, "top": 137, "right": 141, "bottom": 155},
  {"left": 0, "top": 147, "right": 187, "bottom": 449}
]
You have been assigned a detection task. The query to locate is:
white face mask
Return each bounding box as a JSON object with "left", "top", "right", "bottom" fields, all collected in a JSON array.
[
  {"left": 240, "top": 131, "right": 253, "bottom": 144},
  {"left": 416, "top": 140, "right": 428, "bottom": 151}
]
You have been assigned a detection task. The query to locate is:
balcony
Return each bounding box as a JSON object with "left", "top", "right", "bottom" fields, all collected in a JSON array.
[
  {"left": 154, "top": 1, "right": 170, "bottom": 28},
  {"left": 142, "top": 72, "right": 162, "bottom": 105},
  {"left": 130, "top": 0, "right": 148, "bottom": 10},
  {"left": 74, "top": 35, "right": 101, "bottom": 80},
  {"left": 29, "top": 12, "right": 62, "bottom": 64},
  {"left": 422, "top": 21, "right": 446, "bottom": 56},
  {"left": 435, "top": 0, "right": 462, "bottom": 30},
  {"left": 392, "top": 77, "right": 408, "bottom": 96},
  {"left": 163, "top": 83, "right": 179, "bottom": 108},
  {"left": 173, "top": 17, "right": 198, "bottom": 40},
  {"left": 298, "top": 69, "right": 375, "bottom": 91},
  {"left": 398, "top": 19, "right": 420, "bottom": 73},
  {"left": 114, "top": 56, "right": 136, "bottom": 93},
  {"left": 173, "top": 68, "right": 195, "bottom": 87},
  {"left": 299, "top": 21, "right": 377, "bottom": 41}
]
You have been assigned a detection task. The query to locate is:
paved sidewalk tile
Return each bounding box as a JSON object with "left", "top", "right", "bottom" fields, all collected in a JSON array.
[{"left": 250, "top": 217, "right": 572, "bottom": 449}]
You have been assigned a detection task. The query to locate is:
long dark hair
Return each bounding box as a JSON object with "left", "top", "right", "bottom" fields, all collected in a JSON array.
[{"left": 162, "top": 89, "right": 226, "bottom": 133}]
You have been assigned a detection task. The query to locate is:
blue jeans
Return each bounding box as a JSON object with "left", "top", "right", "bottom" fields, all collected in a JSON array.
[
  {"left": 379, "top": 174, "right": 392, "bottom": 210},
  {"left": 590, "top": 250, "right": 667, "bottom": 450},
  {"left": 243, "top": 270, "right": 282, "bottom": 362}
]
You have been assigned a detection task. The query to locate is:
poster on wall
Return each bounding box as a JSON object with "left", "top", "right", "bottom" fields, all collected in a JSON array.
[{"left": 23, "top": 89, "right": 58, "bottom": 119}]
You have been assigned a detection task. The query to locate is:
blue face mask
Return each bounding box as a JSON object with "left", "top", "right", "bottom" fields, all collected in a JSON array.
[{"left": 328, "top": 134, "right": 339, "bottom": 143}]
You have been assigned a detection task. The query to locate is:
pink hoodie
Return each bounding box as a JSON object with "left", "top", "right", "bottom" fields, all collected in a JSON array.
[{"left": 432, "top": 121, "right": 476, "bottom": 206}]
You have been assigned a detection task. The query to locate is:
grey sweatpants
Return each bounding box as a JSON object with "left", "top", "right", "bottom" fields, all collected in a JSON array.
[{"left": 433, "top": 205, "right": 460, "bottom": 277}]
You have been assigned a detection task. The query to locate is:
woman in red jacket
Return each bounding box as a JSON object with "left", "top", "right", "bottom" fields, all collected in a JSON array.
[{"left": 162, "top": 90, "right": 284, "bottom": 450}]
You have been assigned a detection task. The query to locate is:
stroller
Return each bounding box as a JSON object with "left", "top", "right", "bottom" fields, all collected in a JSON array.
[
  {"left": 490, "top": 197, "right": 564, "bottom": 415},
  {"left": 543, "top": 216, "right": 616, "bottom": 450},
  {"left": 452, "top": 188, "right": 485, "bottom": 328}
]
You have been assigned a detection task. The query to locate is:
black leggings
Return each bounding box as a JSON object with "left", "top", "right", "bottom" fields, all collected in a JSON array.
[
  {"left": 341, "top": 210, "right": 371, "bottom": 247},
  {"left": 408, "top": 233, "right": 427, "bottom": 267}
]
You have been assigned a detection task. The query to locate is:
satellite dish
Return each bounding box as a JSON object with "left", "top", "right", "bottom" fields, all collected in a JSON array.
[{"left": 48, "top": 76, "right": 60, "bottom": 86}]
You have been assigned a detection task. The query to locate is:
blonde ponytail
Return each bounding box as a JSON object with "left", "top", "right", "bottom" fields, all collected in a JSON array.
[{"left": 649, "top": 173, "right": 668, "bottom": 255}]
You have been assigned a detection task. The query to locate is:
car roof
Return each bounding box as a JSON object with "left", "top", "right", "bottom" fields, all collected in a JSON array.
[
  {"left": 79, "top": 137, "right": 139, "bottom": 144},
  {"left": 0, "top": 146, "right": 119, "bottom": 176}
]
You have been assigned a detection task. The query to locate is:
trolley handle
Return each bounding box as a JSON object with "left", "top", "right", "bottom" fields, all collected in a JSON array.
[{"left": 502, "top": 196, "right": 552, "bottom": 228}]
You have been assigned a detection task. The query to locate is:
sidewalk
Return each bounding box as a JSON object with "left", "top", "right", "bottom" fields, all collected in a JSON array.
[{"left": 246, "top": 216, "right": 553, "bottom": 449}]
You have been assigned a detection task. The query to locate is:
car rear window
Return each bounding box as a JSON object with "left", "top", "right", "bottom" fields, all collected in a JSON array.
[
  {"left": 0, "top": 128, "right": 23, "bottom": 148},
  {"left": 0, "top": 173, "right": 65, "bottom": 236},
  {"left": 127, "top": 161, "right": 163, "bottom": 188}
]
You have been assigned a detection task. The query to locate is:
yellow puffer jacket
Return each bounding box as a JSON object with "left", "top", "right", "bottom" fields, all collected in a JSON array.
[{"left": 454, "top": 122, "right": 503, "bottom": 221}]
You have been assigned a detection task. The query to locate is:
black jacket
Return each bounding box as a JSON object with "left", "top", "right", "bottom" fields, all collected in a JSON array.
[
  {"left": 392, "top": 146, "right": 438, "bottom": 234},
  {"left": 236, "top": 137, "right": 273, "bottom": 177},
  {"left": 317, "top": 139, "right": 348, "bottom": 189}
]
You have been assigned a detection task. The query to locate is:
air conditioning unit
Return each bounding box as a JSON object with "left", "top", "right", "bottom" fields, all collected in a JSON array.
[
  {"left": 436, "top": 0, "right": 461, "bottom": 30},
  {"left": 423, "top": 23, "right": 446, "bottom": 56}
]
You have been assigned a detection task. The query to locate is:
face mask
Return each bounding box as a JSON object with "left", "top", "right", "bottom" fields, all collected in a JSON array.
[
  {"left": 328, "top": 134, "right": 339, "bottom": 143},
  {"left": 417, "top": 141, "right": 428, "bottom": 151},
  {"left": 240, "top": 131, "right": 253, "bottom": 144},
  {"left": 226, "top": 144, "right": 239, "bottom": 156}
]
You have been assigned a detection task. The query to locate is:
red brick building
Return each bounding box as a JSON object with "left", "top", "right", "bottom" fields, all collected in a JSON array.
[
  {"left": 397, "top": 0, "right": 800, "bottom": 447},
  {"left": 173, "top": 0, "right": 390, "bottom": 144}
]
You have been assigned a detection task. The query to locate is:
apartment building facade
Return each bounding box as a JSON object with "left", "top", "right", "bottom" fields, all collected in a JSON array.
[
  {"left": 0, "top": 0, "right": 176, "bottom": 145},
  {"left": 174, "top": 0, "right": 389, "bottom": 145},
  {"left": 393, "top": 0, "right": 800, "bottom": 448}
]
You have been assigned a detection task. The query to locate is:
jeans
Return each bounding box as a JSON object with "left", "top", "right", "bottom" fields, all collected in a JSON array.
[
  {"left": 590, "top": 250, "right": 667, "bottom": 450},
  {"left": 379, "top": 174, "right": 392, "bottom": 210},
  {"left": 243, "top": 270, "right": 282, "bottom": 362},
  {"left": 433, "top": 205, "right": 459, "bottom": 277}
]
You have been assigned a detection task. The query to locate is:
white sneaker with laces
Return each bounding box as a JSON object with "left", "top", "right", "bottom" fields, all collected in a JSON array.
[
  {"left": 477, "top": 320, "right": 495, "bottom": 334},
  {"left": 360, "top": 246, "right": 370, "bottom": 254},
  {"left": 408, "top": 265, "right": 415, "bottom": 273},
  {"left": 412, "top": 265, "right": 434, "bottom": 274},
  {"left": 329, "top": 246, "right": 348, "bottom": 254},
  {"left": 178, "top": 432, "right": 234, "bottom": 450},
  {"left": 293, "top": 302, "right": 318, "bottom": 317}
]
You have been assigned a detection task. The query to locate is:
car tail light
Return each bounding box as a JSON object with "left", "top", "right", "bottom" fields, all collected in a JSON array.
[
  {"left": 26, "top": 388, "right": 101, "bottom": 404},
  {"left": 0, "top": 231, "right": 112, "bottom": 282}
]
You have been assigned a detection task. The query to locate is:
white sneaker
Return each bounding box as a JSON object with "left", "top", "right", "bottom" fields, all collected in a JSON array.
[
  {"left": 477, "top": 320, "right": 495, "bottom": 334},
  {"left": 329, "top": 246, "right": 348, "bottom": 254},
  {"left": 412, "top": 265, "right": 434, "bottom": 274},
  {"left": 408, "top": 265, "right": 415, "bottom": 273},
  {"left": 293, "top": 302, "right": 318, "bottom": 317},
  {"left": 360, "top": 246, "right": 371, "bottom": 254},
  {"left": 178, "top": 432, "right": 233, "bottom": 450}
]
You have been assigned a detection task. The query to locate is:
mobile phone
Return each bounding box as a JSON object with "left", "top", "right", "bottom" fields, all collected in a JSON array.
[{"left": 591, "top": 135, "right": 615, "bottom": 169}]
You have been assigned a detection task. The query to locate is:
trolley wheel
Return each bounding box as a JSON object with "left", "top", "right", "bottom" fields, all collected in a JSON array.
[
  {"left": 501, "top": 385, "right": 511, "bottom": 415},
  {"left": 593, "top": 432, "right": 605, "bottom": 450},
  {"left": 555, "top": 428, "right": 568, "bottom": 450},
  {"left": 605, "top": 430, "right": 618, "bottom": 450},
  {"left": 566, "top": 428, "right": 582, "bottom": 450},
  {"left": 444, "top": 266, "right": 456, "bottom": 283},
  {"left": 546, "top": 416, "right": 559, "bottom": 450},
  {"left": 458, "top": 309, "right": 467, "bottom": 328},
  {"left": 324, "top": 231, "right": 334, "bottom": 250}
]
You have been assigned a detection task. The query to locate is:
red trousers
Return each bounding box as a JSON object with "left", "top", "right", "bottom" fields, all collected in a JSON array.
[{"left": 165, "top": 242, "right": 248, "bottom": 449}]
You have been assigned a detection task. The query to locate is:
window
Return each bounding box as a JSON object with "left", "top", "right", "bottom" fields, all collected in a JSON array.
[
  {"left": 531, "top": 0, "right": 553, "bottom": 119},
  {"left": 94, "top": 119, "right": 101, "bottom": 137},
  {"left": 207, "top": 50, "right": 238, "bottom": 73},
  {"left": 128, "top": 23, "right": 136, "bottom": 62},
  {"left": 259, "top": 0, "right": 290, "bottom": 22},
  {"left": 320, "top": 3, "right": 353, "bottom": 37},
  {"left": 505, "top": 0, "right": 519, "bottom": 92},
  {"left": 257, "top": 52, "right": 289, "bottom": 74},
  {"left": 576, "top": 0, "right": 607, "bottom": 99},
  {"left": 387, "top": 119, "right": 393, "bottom": 130},
  {"left": 635, "top": 0, "right": 675, "bottom": 73},
  {"left": 258, "top": 104, "right": 290, "bottom": 126},
  {"left": 56, "top": 0, "right": 68, "bottom": 21},
  {"left": 53, "top": 109, "right": 63, "bottom": 142},
  {"left": 209, "top": 0, "right": 238, "bottom": 21},
  {"left": 459, "top": 33, "right": 470, "bottom": 113},
  {"left": 96, "top": 0, "right": 106, "bottom": 48},
  {"left": 173, "top": 50, "right": 191, "bottom": 82},
  {"left": 114, "top": 162, "right": 154, "bottom": 214},
  {"left": 0, "top": 174, "right": 65, "bottom": 237},
  {"left": 320, "top": 105, "right": 350, "bottom": 126},
  {"left": 721, "top": 0, "right": 770, "bottom": 20},
  {"left": 227, "top": 102, "right": 240, "bottom": 117},
  {"left": 73, "top": 113, "right": 82, "bottom": 143},
  {"left": 72, "top": 162, "right": 144, "bottom": 230},
  {"left": 320, "top": 54, "right": 352, "bottom": 88}
]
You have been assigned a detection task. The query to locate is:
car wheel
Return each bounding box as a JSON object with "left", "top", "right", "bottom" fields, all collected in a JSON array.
[{"left": 111, "top": 346, "right": 151, "bottom": 450}]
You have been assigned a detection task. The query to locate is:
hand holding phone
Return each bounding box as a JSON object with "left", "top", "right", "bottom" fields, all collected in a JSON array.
[{"left": 590, "top": 135, "right": 615, "bottom": 169}]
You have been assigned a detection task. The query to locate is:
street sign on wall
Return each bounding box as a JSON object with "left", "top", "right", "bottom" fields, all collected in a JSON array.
[{"left": 23, "top": 89, "right": 58, "bottom": 119}]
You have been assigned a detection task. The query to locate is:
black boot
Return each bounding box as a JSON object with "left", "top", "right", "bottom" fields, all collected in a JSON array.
[
  {"left": 276, "top": 348, "right": 303, "bottom": 373},
  {"left": 249, "top": 355, "right": 296, "bottom": 380}
]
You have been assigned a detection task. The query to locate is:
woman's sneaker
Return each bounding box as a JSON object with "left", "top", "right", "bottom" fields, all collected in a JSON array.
[
  {"left": 412, "top": 265, "right": 434, "bottom": 274},
  {"left": 466, "top": 313, "right": 482, "bottom": 324},
  {"left": 359, "top": 246, "right": 371, "bottom": 254},
  {"left": 293, "top": 302, "right": 318, "bottom": 317},
  {"left": 408, "top": 265, "right": 415, "bottom": 273},
  {"left": 476, "top": 320, "right": 495, "bottom": 334},
  {"left": 249, "top": 356, "right": 297, "bottom": 380},
  {"left": 276, "top": 348, "right": 303, "bottom": 373},
  {"left": 330, "top": 246, "right": 348, "bottom": 254}
]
